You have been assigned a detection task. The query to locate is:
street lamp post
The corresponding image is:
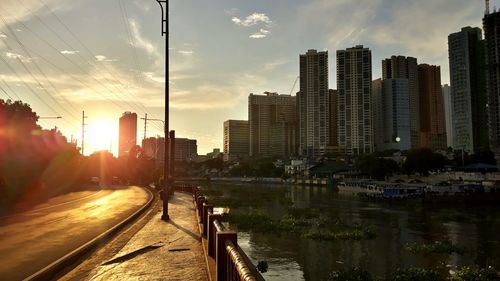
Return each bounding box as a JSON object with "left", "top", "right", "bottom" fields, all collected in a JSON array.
[{"left": 156, "top": 0, "right": 170, "bottom": 221}]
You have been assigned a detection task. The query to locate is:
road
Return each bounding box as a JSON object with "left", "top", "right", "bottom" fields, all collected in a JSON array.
[{"left": 0, "top": 186, "right": 151, "bottom": 281}]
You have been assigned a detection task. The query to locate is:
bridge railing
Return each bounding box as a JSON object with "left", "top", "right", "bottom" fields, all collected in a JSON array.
[{"left": 174, "top": 184, "right": 262, "bottom": 281}]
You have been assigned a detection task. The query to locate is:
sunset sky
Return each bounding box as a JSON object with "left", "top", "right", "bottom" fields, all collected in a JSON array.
[{"left": 0, "top": 0, "right": 490, "bottom": 155}]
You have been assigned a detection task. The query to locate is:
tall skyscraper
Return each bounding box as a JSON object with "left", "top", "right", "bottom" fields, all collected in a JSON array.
[
  {"left": 223, "top": 120, "right": 249, "bottom": 162},
  {"left": 372, "top": 79, "right": 383, "bottom": 151},
  {"left": 381, "top": 79, "right": 411, "bottom": 151},
  {"left": 118, "top": 112, "right": 137, "bottom": 157},
  {"left": 249, "top": 92, "right": 297, "bottom": 158},
  {"left": 442, "top": 84, "right": 453, "bottom": 148},
  {"left": 448, "top": 27, "right": 488, "bottom": 153},
  {"left": 298, "top": 50, "right": 329, "bottom": 157},
  {"left": 337, "top": 45, "right": 373, "bottom": 155},
  {"left": 418, "top": 64, "right": 447, "bottom": 150},
  {"left": 329, "top": 89, "right": 338, "bottom": 147},
  {"left": 484, "top": 6, "right": 500, "bottom": 162},
  {"left": 382, "top": 56, "right": 419, "bottom": 149}
]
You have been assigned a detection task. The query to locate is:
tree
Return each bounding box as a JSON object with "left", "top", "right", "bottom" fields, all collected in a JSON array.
[
  {"left": 355, "top": 154, "right": 399, "bottom": 180},
  {"left": 403, "top": 148, "right": 446, "bottom": 176}
]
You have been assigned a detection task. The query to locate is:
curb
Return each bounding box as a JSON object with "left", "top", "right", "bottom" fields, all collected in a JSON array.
[{"left": 24, "top": 186, "right": 155, "bottom": 281}]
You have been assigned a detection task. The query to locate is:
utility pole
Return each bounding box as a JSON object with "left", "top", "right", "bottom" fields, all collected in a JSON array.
[
  {"left": 156, "top": 0, "right": 170, "bottom": 221},
  {"left": 82, "top": 111, "right": 88, "bottom": 155},
  {"left": 143, "top": 113, "right": 148, "bottom": 141}
]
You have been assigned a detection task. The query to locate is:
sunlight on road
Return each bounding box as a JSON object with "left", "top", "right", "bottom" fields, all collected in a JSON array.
[{"left": 0, "top": 186, "right": 150, "bottom": 281}]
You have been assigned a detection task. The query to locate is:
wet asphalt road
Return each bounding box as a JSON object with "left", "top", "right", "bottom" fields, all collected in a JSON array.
[{"left": 0, "top": 186, "right": 150, "bottom": 281}]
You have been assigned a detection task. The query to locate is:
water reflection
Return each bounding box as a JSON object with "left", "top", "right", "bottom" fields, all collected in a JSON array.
[{"left": 200, "top": 182, "right": 500, "bottom": 280}]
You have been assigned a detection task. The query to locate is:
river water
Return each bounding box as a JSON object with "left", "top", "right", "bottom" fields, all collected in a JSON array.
[{"left": 199, "top": 182, "right": 500, "bottom": 281}]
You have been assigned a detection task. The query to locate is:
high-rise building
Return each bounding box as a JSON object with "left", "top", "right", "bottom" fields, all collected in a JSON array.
[
  {"left": 337, "top": 45, "right": 373, "bottom": 155},
  {"left": 442, "top": 84, "right": 453, "bottom": 148},
  {"left": 329, "top": 89, "right": 338, "bottom": 147},
  {"left": 298, "top": 50, "right": 329, "bottom": 157},
  {"left": 381, "top": 79, "right": 411, "bottom": 151},
  {"left": 118, "top": 112, "right": 137, "bottom": 157},
  {"left": 484, "top": 6, "right": 500, "bottom": 162},
  {"left": 382, "top": 56, "right": 419, "bottom": 149},
  {"left": 223, "top": 120, "right": 249, "bottom": 162},
  {"left": 175, "top": 138, "right": 197, "bottom": 162},
  {"left": 249, "top": 92, "right": 297, "bottom": 158},
  {"left": 142, "top": 137, "right": 160, "bottom": 159},
  {"left": 448, "top": 26, "right": 488, "bottom": 153},
  {"left": 418, "top": 64, "right": 447, "bottom": 150},
  {"left": 372, "top": 79, "right": 383, "bottom": 151}
]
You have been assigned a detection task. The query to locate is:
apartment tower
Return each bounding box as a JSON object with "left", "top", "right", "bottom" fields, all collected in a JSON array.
[
  {"left": 483, "top": 4, "right": 500, "bottom": 162},
  {"left": 249, "top": 92, "right": 297, "bottom": 158},
  {"left": 448, "top": 26, "right": 488, "bottom": 153},
  {"left": 418, "top": 64, "right": 447, "bottom": 150},
  {"left": 382, "top": 56, "right": 419, "bottom": 149},
  {"left": 337, "top": 45, "right": 373, "bottom": 155},
  {"left": 118, "top": 112, "right": 137, "bottom": 157},
  {"left": 223, "top": 120, "right": 249, "bottom": 162},
  {"left": 298, "top": 50, "right": 329, "bottom": 157}
]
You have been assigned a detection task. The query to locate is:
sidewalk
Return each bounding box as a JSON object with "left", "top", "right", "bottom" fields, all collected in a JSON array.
[{"left": 88, "top": 192, "right": 209, "bottom": 281}]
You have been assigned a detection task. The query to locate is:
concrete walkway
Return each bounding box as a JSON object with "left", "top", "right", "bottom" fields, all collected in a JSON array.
[{"left": 88, "top": 192, "right": 209, "bottom": 281}]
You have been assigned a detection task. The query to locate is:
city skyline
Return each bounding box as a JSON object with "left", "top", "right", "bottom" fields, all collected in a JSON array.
[{"left": 0, "top": 0, "right": 492, "bottom": 155}]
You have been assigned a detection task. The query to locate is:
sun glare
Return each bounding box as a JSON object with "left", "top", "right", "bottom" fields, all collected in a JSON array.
[{"left": 86, "top": 120, "right": 117, "bottom": 154}]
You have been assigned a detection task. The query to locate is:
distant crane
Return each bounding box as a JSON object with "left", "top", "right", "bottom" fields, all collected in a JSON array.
[{"left": 289, "top": 76, "right": 299, "bottom": 95}]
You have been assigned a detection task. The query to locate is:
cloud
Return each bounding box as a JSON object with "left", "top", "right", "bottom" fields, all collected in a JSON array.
[
  {"left": 4, "top": 51, "right": 32, "bottom": 62},
  {"left": 129, "top": 19, "right": 159, "bottom": 56},
  {"left": 94, "top": 55, "right": 116, "bottom": 62},
  {"left": 60, "top": 50, "right": 79, "bottom": 55},
  {"left": 249, "top": 28, "right": 271, "bottom": 39},
  {"left": 224, "top": 8, "right": 239, "bottom": 15},
  {"left": 232, "top": 13, "right": 272, "bottom": 27},
  {"left": 178, "top": 50, "right": 194, "bottom": 55}
]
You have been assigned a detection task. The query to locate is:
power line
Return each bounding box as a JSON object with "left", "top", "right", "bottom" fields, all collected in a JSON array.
[
  {"left": 38, "top": 0, "right": 165, "bottom": 129},
  {"left": 0, "top": 78, "right": 21, "bottom": 100},
  {"left": 118, "top": 0, "right": 141, "bottom": 82},
  {"left": 0, "top": 84, "right": 13, "bottom": 99},
  {"left": 0, "top": 14, "right": 80, "bottom": 125}
]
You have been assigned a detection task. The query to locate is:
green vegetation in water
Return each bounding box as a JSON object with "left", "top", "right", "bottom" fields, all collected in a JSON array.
[
  {"left": 222, "top": 211, "right": 377, "bottom": 241},
  {"left": 201, "top": 185, "right": 293, "bottom": 208},
  {"left": 404, "top": 241, "right": 465, "bottom": 255},
  {"left": 450, "top": 266, "right": 500, "bottom": 281},
  {"left": 327, "top": 266, "right": 500, "bottom": 281}
]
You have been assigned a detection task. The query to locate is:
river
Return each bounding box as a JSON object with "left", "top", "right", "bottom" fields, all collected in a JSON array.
[{"left": 198, "top": 182, "right": 500, "bottom": 280}]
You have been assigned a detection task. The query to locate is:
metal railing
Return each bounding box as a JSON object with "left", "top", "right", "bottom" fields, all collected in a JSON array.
[{"left": 174, "top": 184, "right": 262, "bottom": 281}]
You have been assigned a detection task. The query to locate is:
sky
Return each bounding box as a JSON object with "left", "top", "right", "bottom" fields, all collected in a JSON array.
[{"left": 0, "top": 0, "right": 492, "bottom": 156}]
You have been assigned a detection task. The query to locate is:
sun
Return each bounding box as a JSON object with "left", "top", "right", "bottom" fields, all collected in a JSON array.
[{"left": 85, "top": 120, "right": 117, "bottom": 154}]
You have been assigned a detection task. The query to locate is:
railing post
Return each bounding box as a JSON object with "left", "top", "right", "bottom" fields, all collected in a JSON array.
[
  {"left": 198, "top": 197, "right": 207, "bottom": 222},
  {"left": 202, "top": 204, "right": 213, "bottom": 237},
  {"left": 208, "top": 214, "right": 222, "bottom": 257},
  {"left": 216, "top": 231, "right": 237, "bottom": 281}
]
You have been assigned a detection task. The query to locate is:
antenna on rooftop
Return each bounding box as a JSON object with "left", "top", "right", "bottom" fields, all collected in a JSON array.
[{"left": 486, "top": 0, "right": 490, "bottom": 14}]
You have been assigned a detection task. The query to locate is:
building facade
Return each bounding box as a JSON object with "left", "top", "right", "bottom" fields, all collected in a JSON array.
[
  {"left": 381, "top": 79, "right": 411, "bottom": 151},
  {"left": 382, "top": 56, "right": 419, "bottom": 149},
  {"left": 337, "top": 45, "right": 373, "bottom": 155},
  {"left": 249, "top": 92, "right": 297, "bottom": 158},
  {"left": 484, "top": 9, "right": 500, "bottom": 162},
  {"left": 442, "top": 84, "right": 453, "bottom": 148},
  {"left": 118, "top": 111, "right": 137, "bottom": 157},
  {"left": 372, "top": 79, "right": 383, "bottom": 151},
  {"left": 298, "top": 50, "right": 329, "bottom": 157},
  {"left": 448, "top": 26, "right": 488, "bottom": 153},
  {"left": 418, "top": 64, "right": 447, "bottom": 150},
  {"left": 175, "top": 138, "right": 197, "bottom": 162},
  {"left": 223, "top": 120, "right": 249, "bottom": 162},
  {"left": 329, "top": 89, "right": 338, "bottom": 147}
]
